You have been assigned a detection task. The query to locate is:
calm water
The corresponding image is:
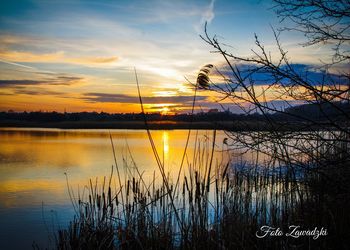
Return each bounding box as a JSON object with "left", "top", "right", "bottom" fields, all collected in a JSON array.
[{"left": 1, "top": 128, "right": 254, "bottom": 249}]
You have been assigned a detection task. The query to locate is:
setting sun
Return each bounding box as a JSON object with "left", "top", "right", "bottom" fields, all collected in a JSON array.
[{"left": 160, "top": 106, "right": 170, "bottom": 115}]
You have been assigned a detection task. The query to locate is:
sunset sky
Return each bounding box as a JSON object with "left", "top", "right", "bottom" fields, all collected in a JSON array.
[{"left": 0, "top": 0, "right": 336, "bottom": 114}]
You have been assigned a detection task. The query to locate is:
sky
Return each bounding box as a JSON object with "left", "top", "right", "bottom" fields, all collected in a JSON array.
[{"left": 0, "top": 0, "right": 338, "bottom": 114}]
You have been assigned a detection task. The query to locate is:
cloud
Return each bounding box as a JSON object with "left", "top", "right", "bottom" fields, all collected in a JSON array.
[
  {"left": 81, "top": 92, "right": 207, "bottom": 104},
  {"left": 11, "top": 88, "right": 65, "bottom": 96},
  {"left": 0, "top": 48, "right": 119, "bottom": 66},
  {"left": 201, "top": 0, "right": 215, "bottom": 24},
  {"left": 0, "top": 76, "right": 83, "bottom": 87},
  {"left": 0, "top": 36, "right": 75, "bottom": 66},
  {"left": 0, "top": 80, "right": 52, "bottom": 86},
  {"left": 0, "top": 50, "right": 64, "bottom": 63},
  {"left": 195, "top": 0, "right": 215, "bottom": 32},
  {"left": 0, "top": 59, "right": 36, "bottom": 70},
  {"left": 213, "top": 63, "right": 349, "bottom": 87},
  {"left": 66, "top": 56, "right": 119, "bottom": 65}
]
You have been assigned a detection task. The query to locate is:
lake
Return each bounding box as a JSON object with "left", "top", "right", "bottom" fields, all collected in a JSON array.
[{"left": 0, "top": 128, "right": 257, "bottom": 249}]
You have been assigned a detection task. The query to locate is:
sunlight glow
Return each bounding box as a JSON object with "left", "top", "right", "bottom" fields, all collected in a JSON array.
[
  {"left": 152, "top": 91, "right": 177, "bottom": 97},
  {"left": 160, "top": 106, "right": 170, "bottom": 115},
  {"left": 162, "top": 131, "right": 169, "bottom": 161}
]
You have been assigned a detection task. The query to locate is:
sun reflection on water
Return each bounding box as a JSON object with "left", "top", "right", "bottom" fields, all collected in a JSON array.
[{"left": 162, "top": 131, "right": 169, "bottom": 161}]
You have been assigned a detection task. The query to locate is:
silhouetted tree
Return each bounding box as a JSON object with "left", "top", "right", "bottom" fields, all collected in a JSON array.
[
  {"left": 199, "top": 0, "right": 349, "bottom": 182},
  {"left": 199, "top": 3, "right": 349, "bottom": 248},
  {"left": 274, "top": 0, "right": 350, "bottom": 63}
]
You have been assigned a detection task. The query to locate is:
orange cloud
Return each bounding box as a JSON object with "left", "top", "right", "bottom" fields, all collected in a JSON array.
[
  {"left": 0, "top": 49, "right": 118, "bottom": 66},
  {"left": 0, "top": 49, "right": 64, "bottom": 62},
  {"left": 67, "top": 56, "right": 119, "bottom": 64}
]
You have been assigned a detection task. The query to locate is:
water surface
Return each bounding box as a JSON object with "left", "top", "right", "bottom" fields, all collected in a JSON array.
[{"left": 0, "top": 128, "right": 243, "bottom": 249}]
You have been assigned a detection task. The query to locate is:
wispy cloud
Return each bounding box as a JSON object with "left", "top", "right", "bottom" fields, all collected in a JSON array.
[
  {"left": 0, "top": 49, "right": 119, "bottom": 66},
  {"left": 81, "top": 92, "right": 207, "bottom": 104},
  {"left": 0, "top": 76, "right": 83, "bottom": 87},
  {"left": 201, "top": 0, "right": 215, "bottom": 24},
  {"left": 7, "top": 87, "right": 65, "bottom": 96},
  {"left": 195, "top": 0, "right": 215, "bottom": 32},
  {"left": 0, "top": 58, "right": 36, "bottom": 70}
]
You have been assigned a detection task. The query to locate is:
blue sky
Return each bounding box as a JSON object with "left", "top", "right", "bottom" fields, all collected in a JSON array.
[{"left": 0, "top": 0, "right": 336, "bottom": 113}]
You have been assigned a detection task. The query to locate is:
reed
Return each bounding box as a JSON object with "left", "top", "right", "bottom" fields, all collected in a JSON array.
[
  {"left": 55, "top": 70, "right": 349, "bottom": 249},
  {"left": 55, "top": 131, "right": 349, "bottom": 250}
]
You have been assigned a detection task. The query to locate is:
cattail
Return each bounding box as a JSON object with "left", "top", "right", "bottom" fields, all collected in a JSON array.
[
  {"left": 226, "top": 175, "right": 229, "bottom": 193},
  {"left": 110, "top": 203, "right": 113, "bottom": 217},
  {"left": 115, "top": 194, "right": 119, "bottom": 206},
  {"left": 184, "top": 176, "right": 190, "bottom": 192},
  {"left": 97, "top": 194, "right": 101, "bottom": 210},
  {"left": 222, "top": 162, "right": 229, "bottom": 180},
  {"left": 102, "top": 192, "right": 106, "bottom": 210},
  {"left": 127, "top": 180, "right": 130, "bottom": 196},
  {"left": 108, "top": 187, "right": 112, "bottom": 206},
  {"left": 197, "top": 64, "right": 213, "bottom": 89}
]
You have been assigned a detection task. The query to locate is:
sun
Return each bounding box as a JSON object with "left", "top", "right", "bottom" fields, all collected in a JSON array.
[
  {"left": 148, "top": 103, "right": 176, "bottom": 115},
  {"left": 160, "top": 106, "right": 170, "bottom": 115}
]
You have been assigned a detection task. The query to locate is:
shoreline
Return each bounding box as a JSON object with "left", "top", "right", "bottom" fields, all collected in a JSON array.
[
  {"left": 0, "top": 120, "right": 338, "bottom": 131},
  {"left": 0, "top": 120, "right": 230, "bottom": 130}
]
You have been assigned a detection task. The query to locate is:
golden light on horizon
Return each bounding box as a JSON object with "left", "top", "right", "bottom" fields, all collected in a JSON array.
[
  {"left": 152, "top": 90, "right": 177, "bottom": 97},
  {"left": 145, "top": 103, "right": 177, "bottom": 114},
  {"left": 160, "top": 106, "right": 170, "bottom": 115}
]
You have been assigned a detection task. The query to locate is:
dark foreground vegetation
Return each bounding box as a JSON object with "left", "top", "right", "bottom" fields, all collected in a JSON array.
[{"left": 53, "top": 133, "right": 349, "bottom": 250}]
